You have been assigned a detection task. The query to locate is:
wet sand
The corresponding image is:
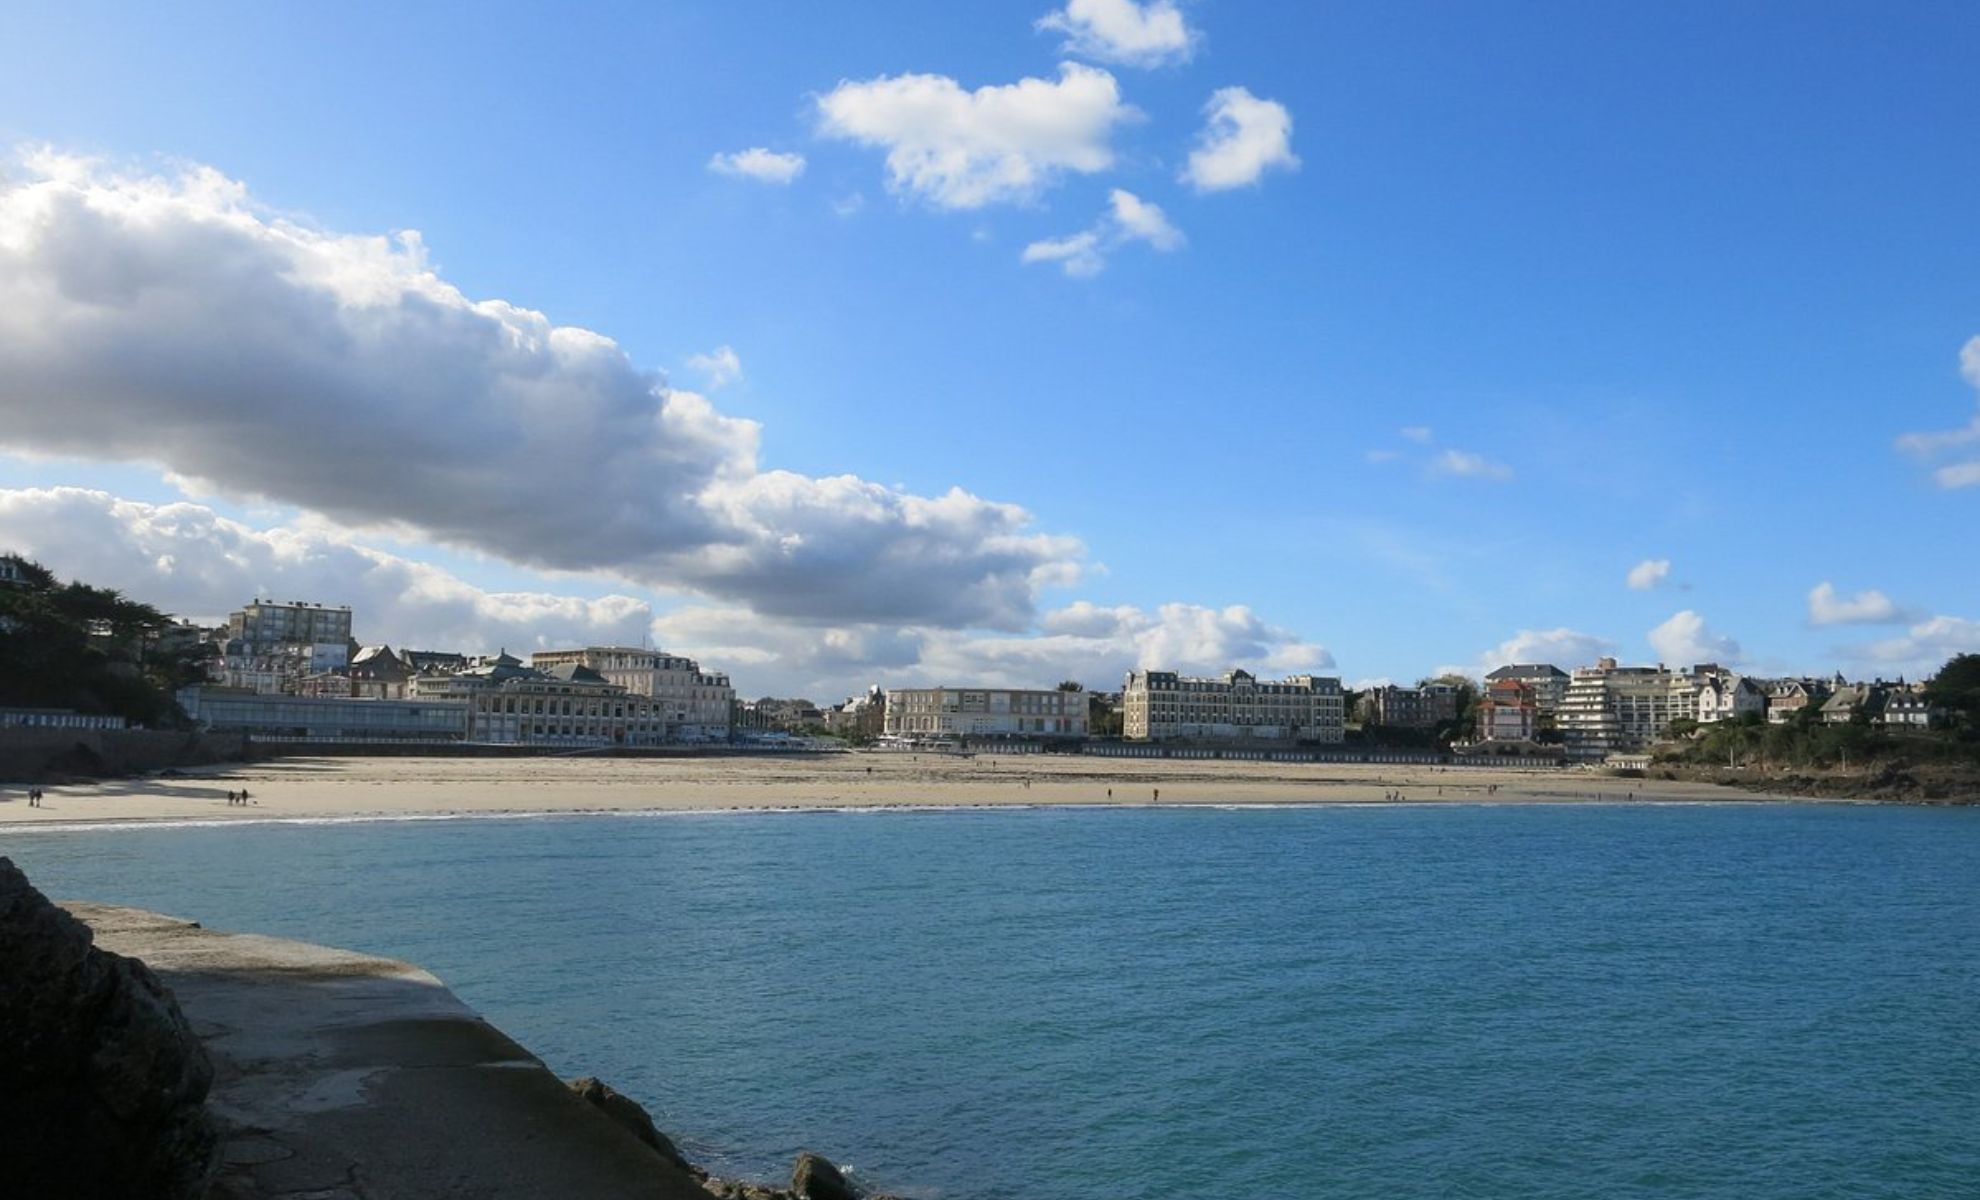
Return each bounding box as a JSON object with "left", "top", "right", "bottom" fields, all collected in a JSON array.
[{"left": 0, "top": 751, "right": 1806, "bottom": 827}]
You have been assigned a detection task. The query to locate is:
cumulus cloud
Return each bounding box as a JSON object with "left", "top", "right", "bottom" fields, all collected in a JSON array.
[
  {"left": 1807, "top": 581, "right": 1906, "bottom": 627},
  {"left": 649, "top": 599, "right": 1333, "bottom": 697},
  {"left": 1182, "top": 86, "right": 1298, "bottom": 192},
  {"left": 1475, "top": 627, "right": 1615, "bottom": 672},
  {"left": 1626, "top": 558, "right": 1671, "bottom": 590},
  {"left": 686, "top": 345, "right": 743, "bottom": 390},
  {"left": 1036, "top": 0, "right": 1197, "bottom": 68},
  {"left": 1647, "top": 610, "right": 1740, "bottom": 667},
  {"left": 1895, "top": 336, "right": 1980, "bottom": 488},
  {"left": 0, "top": 153, "right": 1081, "bottom": 629},
  {"left": 1021, "top": 187, "right": 1182, "bottom": 277},
  {"left": 816, "top": 63, "right": 1135, "bottom": 209},
  {"left": 1430, "top": 449, "right": 1514, "bottom": 482},
  {"left": 1853, "top": 615, "right": 1980, "bottom": 673},
  {"left": 707, "top": 148, "right": 806, "bottom": 184},
  {"left": 0, "top": 488, "right": 653, "bottom": 651}
]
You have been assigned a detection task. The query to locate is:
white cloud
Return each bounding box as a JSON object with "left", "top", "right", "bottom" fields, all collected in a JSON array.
[
  {"left": 1854, "top": 615, "right": 1980, "bottom": 673},
  {"left": 1021, "top": 230, "right": 1106, "bottom": 278},
  {"left": 1626, "top": 558, "right": 1671, "bottom": 591},
  {"left": 647, "top": 598, "right": 1333, "bottom": 698},
  {"left": 707, "top": 148, "right": 807, "bottom": 185},
  {"left": 1182, "top": 86, "right": 1298, "bottom": 192},
  {"left": 686, "top": 345, "right": 743, "bottom": 390},
  {"left": 816, "top": 63, "right": 1135, "bottom": 209},
  {"left": 1022, "top": 187, "right": 1182, "bottom": 277},
  {"left": 1399, "top": 425, "right": 1433, "bottom": 444},
  {"left": 1807, "top": 581, "right": 1906, "bottom": 627},
  {"left": 1475, "top": 627, "right": 1615, "bottom": 672},
  {"left": 0, "top": 488, "right": 654, "bottom": 652},
  {"left": 1430, "top": 448, "right": 1514, "bottom": 482},
  {"left": 1895, "top": 335, "right": 1980, "bottom": 488},
  {"left": 1647, "top": 610, "right": 1741, "bottom": 667},
  {"left": 1036, "top": 0, "right": 1197, "bottom": 68},
  {"left": 0, "top": 153, "right": 1084, "bottom": 630}
]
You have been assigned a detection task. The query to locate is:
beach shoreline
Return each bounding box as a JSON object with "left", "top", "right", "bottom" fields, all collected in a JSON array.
[{"left": 0, "top": 750, "right": 1830, "bottom": 828}]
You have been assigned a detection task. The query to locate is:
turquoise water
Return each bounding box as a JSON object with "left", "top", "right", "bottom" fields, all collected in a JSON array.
[{"left": 7, "top": 803, "right": 1979, "bottom": 1199}]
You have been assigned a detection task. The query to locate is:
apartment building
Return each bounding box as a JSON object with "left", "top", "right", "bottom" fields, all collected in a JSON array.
[
  {"left": 1558, "top": 658, "right": 1693, "bottom": 762},
  {"left": 531, "top": 647, "right": 734, "bottom": 740},
  {"left": 883, "top": 686, "right": 1087, "bottom": 739},
  {"left": 1122, "top": 669, "right": 1345, "bottom": 742},
  {"left": 1359, "top": 683, "right": 1461, "bottom": 729}
]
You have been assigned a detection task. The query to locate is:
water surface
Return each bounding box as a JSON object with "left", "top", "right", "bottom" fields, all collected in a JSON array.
[{"left": 8, "top": 803, "right": 1978, "bottom": 1199}]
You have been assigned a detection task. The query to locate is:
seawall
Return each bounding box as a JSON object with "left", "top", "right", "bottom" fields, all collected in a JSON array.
[
  {"left": 0, "top": 728, "right": 247, "bottom": 784},
  {"left": 70, "top": 903, "right": 721, "bottom": 1200}
]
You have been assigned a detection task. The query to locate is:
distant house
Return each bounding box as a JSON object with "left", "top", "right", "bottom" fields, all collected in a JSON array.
[
  {"left": 1766, "top": 679, "right": 1830, "bottom": 724},
  {"left": 1484, "top": 664, "right": 1569, "bottom": 724},
  {"left": 1881, "top": 690, "right": 1938, "bottom": 729},
  {"left": 0, "top": 554, "right": 31, "bottom": 589},
  {"left": 1820, "top": 684, "right": 1883, "bottom": 725},
  {"left": 1476, "top": 678, "right": 1539, "bottom": 742},
  {"left": 1694, "top": 673, "right": 1766, "bottom": 724},
  {"left": 350, "top": 645, "right": 413, "bottom": 700}
]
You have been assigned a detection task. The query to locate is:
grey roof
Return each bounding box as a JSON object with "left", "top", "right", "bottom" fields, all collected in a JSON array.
[{"left": 1486, "top": 664, "right": 1568, "bottom": 681}]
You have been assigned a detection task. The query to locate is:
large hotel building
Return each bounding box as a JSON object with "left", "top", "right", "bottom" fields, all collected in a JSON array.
[
  {"left": 530, "top": 647, "right": 734, "bottom": 740},
  {"left": 1122, "top": 669, "right": 1345, "bottom": 742},
  {"left": 883, "top": 687, "right": 1088, "bottom": 739}
]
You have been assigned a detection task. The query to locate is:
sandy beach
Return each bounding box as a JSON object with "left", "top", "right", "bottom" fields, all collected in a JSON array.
[{"left": 0, "top": 750, "right": 1812, "bottom": 827}]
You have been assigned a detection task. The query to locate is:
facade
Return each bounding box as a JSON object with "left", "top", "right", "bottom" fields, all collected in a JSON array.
[
  {"left": 1766, "top": 679, "right": 1831, "bottom": 724},
  {"left": 349, "top": 646, "right": 413, "bottom": 700},
  {"left": 1820, "top": 684, "right": 1883, "bottom": 725},
  {"left": 226, "top": 600, "right": 353, "bottom": 654},
  {"left": 1484, "top": 664, "right": 1569, "bottom": 720},
  {"left": 0, "top": 555, "right": 28, "bottom": 588},
  {"left": 1359, "top": 683, "right": 1461, "bottom": 729},
  {"left": 420, "top": 652, "right": 669, "bottom": 746},
  {"left": 181, "top": 687, "right": 466, "bottom": 741},
  {"left": 1121, "top": 669, "right": 1345, "bottom": 742},
  {"left": 1693, "top": 672, "right": 1766, "bottom": 724},
  {"left": 885, "top": 686, "right": 1088, "bottom": 739},
  {"left": 531, "top": 648, "right": 733, "bottom": 740},
  {"left": 1882, "top": 690, "right": 1937, "bottom": 728},
  {"left": 1, "top": 707, "right": 130, "bottom": 731},
  {"left": 1558, "top": 658, "right": 1692, "bottom": 763},
  {"left": 1475, "top": 679, "right": 1539, "bottom": 742}
]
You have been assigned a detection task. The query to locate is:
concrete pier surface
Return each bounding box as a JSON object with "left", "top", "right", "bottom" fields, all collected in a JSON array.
[{"left": 71, "top": 903, "right": 709, "bottom": 1200}]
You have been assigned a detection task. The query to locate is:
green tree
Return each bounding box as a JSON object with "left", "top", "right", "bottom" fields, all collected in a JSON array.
[{"left": 1924, "top": 654, "right": 1980, "bottom": 728}]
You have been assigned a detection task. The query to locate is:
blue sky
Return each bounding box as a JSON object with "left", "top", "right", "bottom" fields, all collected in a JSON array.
[{"left": 1, "top": 1, "right": 1977, "bottom": 697}]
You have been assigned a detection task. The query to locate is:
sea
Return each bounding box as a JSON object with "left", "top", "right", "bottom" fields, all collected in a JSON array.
[{"left": 7, "top": 801, "right": 1979, "bottom": 1200}]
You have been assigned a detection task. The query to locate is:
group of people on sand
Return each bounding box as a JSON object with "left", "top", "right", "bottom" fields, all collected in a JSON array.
[
  {"left": 225, "top": 789, "right": 254, "bottom": 806},
  {"left": 21, "top": 787, "right": 47, "bottom": 807}
]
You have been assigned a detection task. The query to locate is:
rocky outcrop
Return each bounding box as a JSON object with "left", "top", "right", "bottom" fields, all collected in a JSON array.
[
  {"left": 0, "top": 858, "right": 217, "bottom": 1199},
  {"left": 570, "top": 1075, "right": 695, "bottom": 1172},
  {"left": 791, "top": 1150, "right": 861, "bottom": 1200}
]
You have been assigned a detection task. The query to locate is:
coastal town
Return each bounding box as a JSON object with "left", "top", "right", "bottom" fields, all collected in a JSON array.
[{"left": 3, "top": 559, "right": 1968, "bottom": 773}]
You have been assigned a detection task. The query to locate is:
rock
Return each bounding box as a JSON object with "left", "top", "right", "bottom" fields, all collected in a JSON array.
[
  {"left": 568, "top": 1075, "right": 695, "bottom": 1173},
  {"left": 0, "top": 857, "right": 217, "bottom": 1199},
  {"left": 792, "top": 1150, "right": 860, "bottom": 1200}
]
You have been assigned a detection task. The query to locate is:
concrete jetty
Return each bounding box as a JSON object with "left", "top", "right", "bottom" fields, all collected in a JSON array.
[{"left": 71, "top": 903, "right": 710, "bottom": 1200}]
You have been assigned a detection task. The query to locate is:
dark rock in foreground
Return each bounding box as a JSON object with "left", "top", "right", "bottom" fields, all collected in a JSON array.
[
  {"left": 793, "top": 1149, "right": 861, "bottom": 1200},
  {"left": 0, "top": 857, "right": 217, "bottom": 1200},
  {"left": 570, "top": 1075, "right": 696, "bottom": 1172}
]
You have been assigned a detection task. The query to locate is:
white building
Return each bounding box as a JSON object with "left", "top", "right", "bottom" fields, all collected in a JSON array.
[
  {"left": 1484, "top": 664, "right": 1569, "bottom": 720},
  {"left": 884, "top": 687, "right": 1087, "bottom": 739},
  {"left": 1122, "top": 669, "right": 1345, "bottom": 742},
  {"left": 531, "top": 648, "right": 733, "bottom": 741},
  {"left": 1558, "top": 659, "right": 1690, "bottom": 763},
  {"left": 1693, "top": 672, "right": 1766, "bottom": 724}
]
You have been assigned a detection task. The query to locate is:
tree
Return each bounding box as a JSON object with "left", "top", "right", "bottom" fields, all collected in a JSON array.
[
  {"left": 1056, "top": 680, "right": 1084, "bottom": 692},
  {"left": 0, "top": 558, "right": 192, "bottom": 726},
  {"left": 1924, "top": 654, "right": 1980, "bottom": 728}
]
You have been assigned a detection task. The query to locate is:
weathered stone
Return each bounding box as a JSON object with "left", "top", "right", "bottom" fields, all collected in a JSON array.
[
  {"left": 569, "top": 1075, "right": 695, "bottom": 1173},
  {"left": 792, "top": 1150, "right": 860, "bottom": 1200},
  {"left": 0, "top": 857, "right": 216, "bottom": 1199}
]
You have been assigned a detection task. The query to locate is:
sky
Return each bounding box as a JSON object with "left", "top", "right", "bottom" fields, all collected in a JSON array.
[{"left": 1, "top": 0, "right": 1977, "bottom": 700}]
